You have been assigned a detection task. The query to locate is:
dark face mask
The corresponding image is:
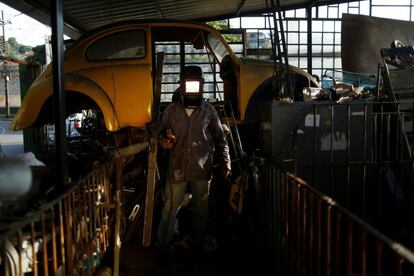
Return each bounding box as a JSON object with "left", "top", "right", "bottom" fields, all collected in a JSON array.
[{"left": 180, "top": 79, "right": 204, "bottom": 108}]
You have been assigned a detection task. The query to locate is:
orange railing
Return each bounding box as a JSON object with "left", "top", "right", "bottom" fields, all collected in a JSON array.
[
  {"left": 261, "top": 165, "right": 414, "bottom": 275},
  {"left": 0, "top": 142, "right": 148, "bottom": 275}
]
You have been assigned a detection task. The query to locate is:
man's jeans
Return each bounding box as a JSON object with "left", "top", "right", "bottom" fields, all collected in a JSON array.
[{"left": 156, "top": 179, "right": 210, "bottom": 250}]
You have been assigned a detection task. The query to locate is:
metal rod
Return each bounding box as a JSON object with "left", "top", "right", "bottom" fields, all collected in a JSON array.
[
  {"left": 97, "top": 172, "right": 104, "bottom": 250},
  {"left": 411, "top": 102, "right": 414, "bottom": 159},
  {"left": 296, "top": 183, "right": 301, "bottom": 275},
  {"left": 346, "top": 104, "right": 351, "bottom": 207},
  {"left": 31, "top": 222, "right": 38, "bottom": 276},
  {"left": 313, "top": 104, "right": 317, "bottom": 185},
  {"left": 64, "top": 198, "right": 73, "bottom": 272},
  {"left": 387, "top": 114, "right": 391, "bottom": 159},
  {"left": 308, "top": 192, "right": 314, "bottom": 275},
  {"left": 86, "top": 178, "right": 93, "bottom": 275},
  {"left": 335, "top": 212, "right": 341, "bottom": 276},
  {"left": 325, "top": 205, "right": 332, "bottom": 276},
  {"left": 17, "top": 231, "right": 23, "bottom": 276},
  {"left": 378, "top": 104, "right": 384, "bottom": 216},
  {"left": 1, "top": 11, "right": 10, "bottom": 118},
  {"left": 41, "top": 213, "right": 49, "bottom": 276},
  {"left": 273, "top": 167, "right": 279, "bottom": 264},
  {"left": 360, "top": 228, "right": 367, "bottom": 276},
  {"left": 346, "top": 220, "right": 353, "bottom": 276},
  {"left": 113, "top": 159, "right": 123, "bottom": 275},
  {"left": 330, "top": 103, "right": 334, "bottom": 195},
  {"left": 91, "top": 173, "right": 98, "bottom": 258},
  {"left": 283, "top": 168, "right": 289, "bottom": 275},
  {"left": 51, "top": 0, "right": 68, "bottom": 186},
  {"left": 396, "top": 102, "right": 400, "bottom": 161},
  {"left": 50, "top": 206, "right": 58, "bottom": 275},
  {"left": 83, "top": 183, "right": 89, "bottom": 268},
  {"left": 306, "top": 6, "right": 313, "bottom": 74},
  {"left": 316, "top": 198, "right": 321, "bottom": 275},
  {"left": 301, "top": 188, "right": 307, "bottom": 275},
  {"left": 70, "top": 187, "right": 77, "bottom": 255},
  {"left": 58, "top": 201, "right": 66, "bottom": 275},
  {"left": 103, "top": 167, "right": 109, "bottom": 249},
  {"left": 286, "top": 178, "right": 292, "bottom": 274},
  {"left": 376, "top": 240, "right": 383, "bottom": 276},
  {"left": 362, "top": 103, "right": 367, "bottom": 218}
]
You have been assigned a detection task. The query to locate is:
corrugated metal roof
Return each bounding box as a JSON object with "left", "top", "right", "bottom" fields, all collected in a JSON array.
[{"left": 2, "top": 0, "right": 353, "bottom": 39}]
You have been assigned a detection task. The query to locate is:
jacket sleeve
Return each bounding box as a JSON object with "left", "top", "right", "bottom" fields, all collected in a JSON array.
[{"left": 208, "top": 107, "right": 231, "bottom": 170}]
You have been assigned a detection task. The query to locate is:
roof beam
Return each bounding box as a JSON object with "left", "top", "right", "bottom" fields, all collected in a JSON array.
[
  {"left": 152, "top": 0, "right": 165, "bottom": 19},
  {"left": 1, "top": 0, "right": 83, "bottom": 39},
  {"left": 236, "top": 0, "right": 247, "bottom": 15},
  {"left": 198, "top": 0, "right": 357, "bottom": 22}
]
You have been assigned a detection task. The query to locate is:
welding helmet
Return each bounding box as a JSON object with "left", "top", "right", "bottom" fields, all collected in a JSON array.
[{"left": 180, "top": 66, "right": 204, "bottom": 108}]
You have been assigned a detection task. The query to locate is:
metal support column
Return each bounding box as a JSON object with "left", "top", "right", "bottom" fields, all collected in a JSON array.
[
  {"left": 307, "top": 6, "right": 313, "bottom": 75},
  {"left": 51, "top": 0, "right": 68, "bottom": 185},
  {"left": 1, "top": 11, "right": 10, "bottom": 118}
]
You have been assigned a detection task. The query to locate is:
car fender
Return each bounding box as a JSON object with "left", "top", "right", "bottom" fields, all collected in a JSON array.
[
  {"left": 12, "top": 74, "right": 120, "bottom": 131},
  {"left": 243, "top": 65, "right": 320, "bottom": 122}
]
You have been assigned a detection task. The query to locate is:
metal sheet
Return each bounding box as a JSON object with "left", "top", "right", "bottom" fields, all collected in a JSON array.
[
  {"left": 3, "top": 0, "right": 357, "bottom": 39},
  {"left": 342, "top": 13, "right": 414, "bottom": 75}
]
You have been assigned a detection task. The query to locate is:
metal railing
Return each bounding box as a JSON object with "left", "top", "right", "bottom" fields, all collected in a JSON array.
[
  {"left": 264, "top": 101, "right": 414, "bottom": 222},
  {"left": 0, "top": 142, "right": 148, "bottom": 275},
  {"left": 260, "top": 165, "right": 414, "bottom": 276}
]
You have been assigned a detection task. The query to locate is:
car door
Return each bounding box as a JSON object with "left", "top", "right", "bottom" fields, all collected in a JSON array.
[
  {"left": 109, "top": 27, "right": 153, "bottom": 128},
  {"left": 88, "top": 26, "right": 153, "bottom": 128}
]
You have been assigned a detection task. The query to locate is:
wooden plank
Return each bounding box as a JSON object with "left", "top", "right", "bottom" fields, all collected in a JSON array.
[
  {"left": 142, "top": 52, "right": 164, "bottom": 247},
  {"left": 142, "top": 138, "right": 158, "bottom": 246}
]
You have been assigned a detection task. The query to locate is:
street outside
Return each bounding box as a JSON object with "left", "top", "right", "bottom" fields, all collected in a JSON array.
[{"left": 0, "top": 117, "right": 24, "bottom": 158}]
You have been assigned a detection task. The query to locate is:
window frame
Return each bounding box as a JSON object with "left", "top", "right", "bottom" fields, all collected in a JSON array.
[{"left": 85, "top": 29, "right": 147, "bottom": 61}]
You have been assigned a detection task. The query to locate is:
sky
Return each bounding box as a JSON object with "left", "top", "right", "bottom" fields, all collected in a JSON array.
[{"left": 0, "top": 2, "right": 51, "bottom": 47}]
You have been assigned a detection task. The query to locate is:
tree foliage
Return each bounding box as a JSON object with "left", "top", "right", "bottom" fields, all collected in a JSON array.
[
  {"left": 207, "top": 20, "right": 229, "bottom": 31},
  {"left": 207, "top": 20, "right": 241, "bottom": 43},
  {"left": 5, "top": 37, "right": 46, "bottom": 65},
  {"left": 7, "top": 37, "right": 31, "bottom": 54},
  {"left": 27, "top": 45, "right": 46, "bottom": 65}
]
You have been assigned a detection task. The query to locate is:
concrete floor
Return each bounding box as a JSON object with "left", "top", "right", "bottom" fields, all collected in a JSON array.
[{"left": 116, "top": 245, "right": 247, "bottom": 276}]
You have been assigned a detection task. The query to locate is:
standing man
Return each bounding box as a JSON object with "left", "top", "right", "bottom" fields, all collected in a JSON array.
[{"left": 156, "top": 66, "right": 231, "bottom": 255}]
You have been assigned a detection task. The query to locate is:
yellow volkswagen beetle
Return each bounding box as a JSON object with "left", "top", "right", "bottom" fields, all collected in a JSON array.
[{"left": 12, "top": 20, "right": 319, "bottom": 133}]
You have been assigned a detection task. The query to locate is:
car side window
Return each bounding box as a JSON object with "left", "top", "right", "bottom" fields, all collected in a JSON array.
[{"left": 86, "top": 30, "right": 146, "bottom": 60}]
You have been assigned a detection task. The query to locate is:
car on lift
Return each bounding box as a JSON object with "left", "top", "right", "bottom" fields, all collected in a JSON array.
[{"left": 12, "top": 20, "right": 319, "bottom": 155}]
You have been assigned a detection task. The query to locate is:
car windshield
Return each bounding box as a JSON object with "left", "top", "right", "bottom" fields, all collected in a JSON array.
[{"left": 207, "top": 33, "right": 230, "bottom": 62}]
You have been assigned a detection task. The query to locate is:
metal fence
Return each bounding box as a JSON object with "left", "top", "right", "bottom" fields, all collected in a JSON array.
[
  {"left": 260, "top": 164, "right": 414, "bottom": 276},
  {"left": 0, "top": 142, "right": 148, "bottom": 276},
  {"left": 262, "top": 101, "right": 414, "bottom": 223},
  {"left": 257, "top": 100, "right": 414, "bottom": 275}
]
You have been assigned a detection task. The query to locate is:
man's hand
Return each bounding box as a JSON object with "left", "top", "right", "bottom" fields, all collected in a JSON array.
[{"left": 160, "top": 129, "right": 176, "bottom": 149}]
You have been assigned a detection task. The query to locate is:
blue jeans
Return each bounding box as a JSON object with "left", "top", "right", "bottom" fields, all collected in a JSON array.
[{"left": 156, "top": 179, "right": 210, "bottom": 250}]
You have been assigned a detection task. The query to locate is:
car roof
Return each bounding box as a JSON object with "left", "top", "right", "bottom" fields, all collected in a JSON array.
[{"left": 74, "top": 19, "right": 218, "bottom": 43}]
